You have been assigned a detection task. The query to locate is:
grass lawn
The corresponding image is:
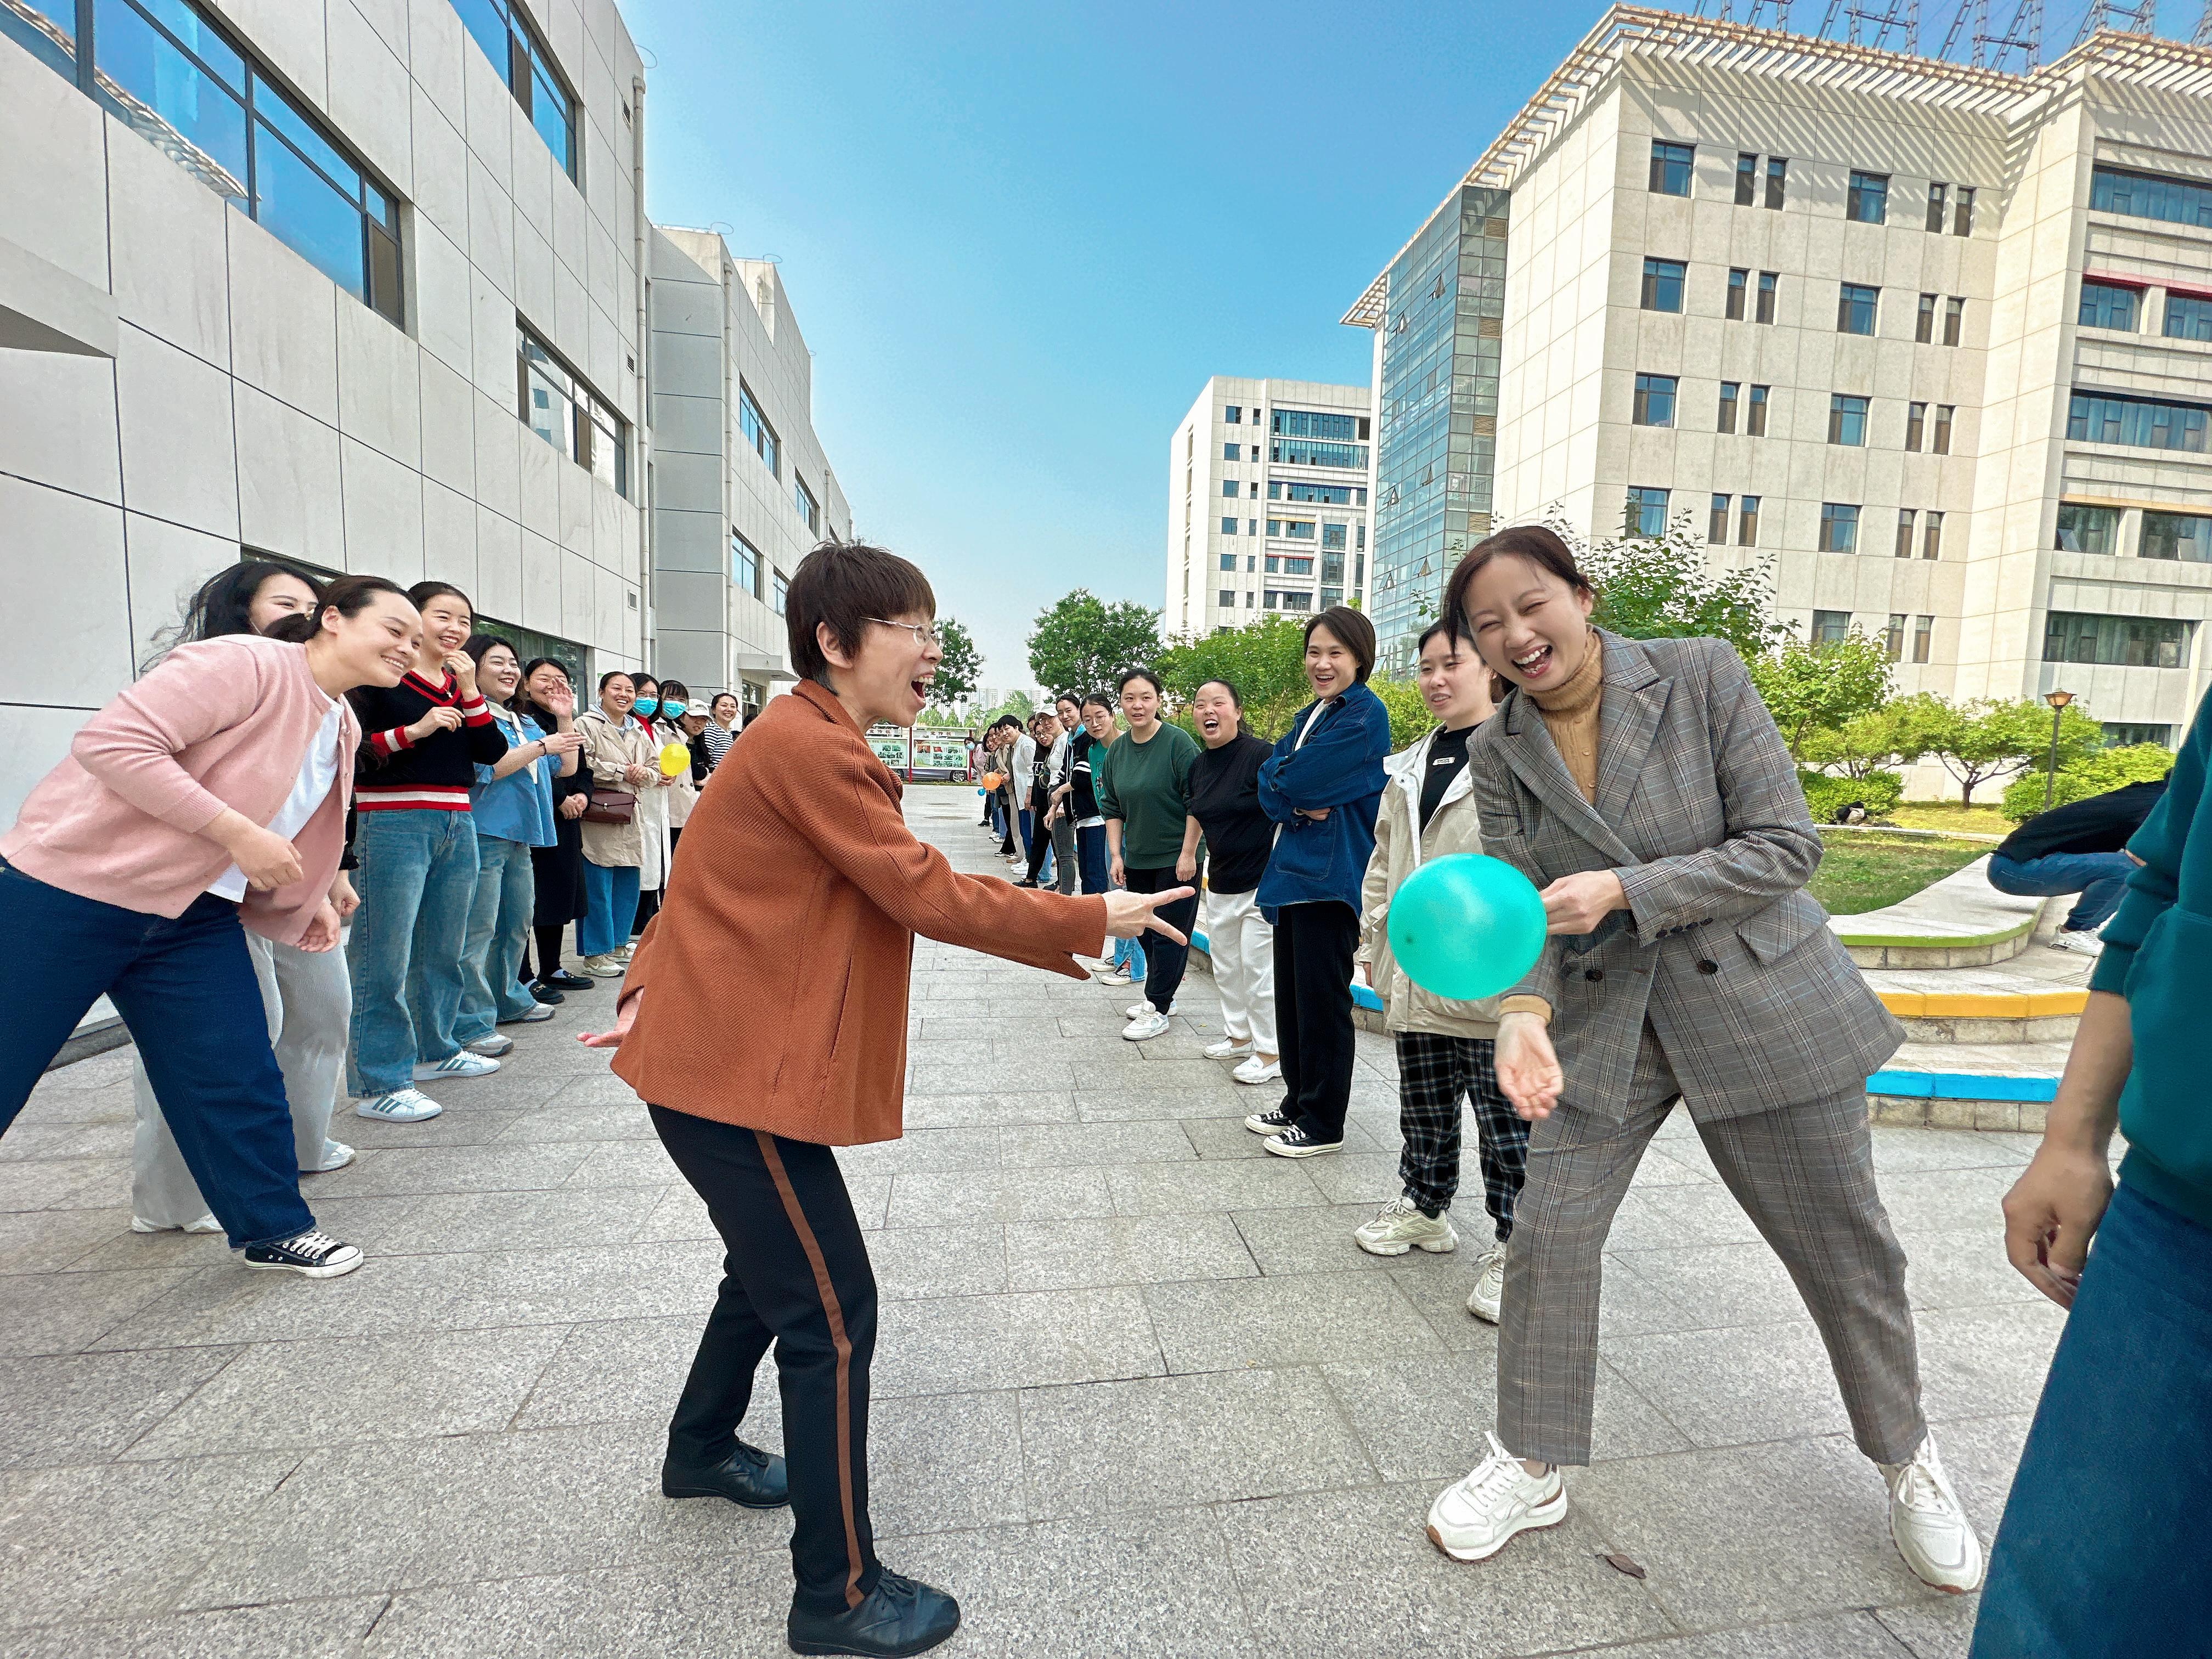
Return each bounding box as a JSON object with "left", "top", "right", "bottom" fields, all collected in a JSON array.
[
  {"left": 1887, "top": 800, "right": 2015, "bottom": 837},
  {"left": 1812, "top": 831, "right": 1990, "bottom": 915}
]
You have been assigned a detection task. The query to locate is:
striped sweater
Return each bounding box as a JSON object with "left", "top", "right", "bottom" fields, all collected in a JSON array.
[{"left": 349, "top": 671, "right": 509, "bottom": 811}]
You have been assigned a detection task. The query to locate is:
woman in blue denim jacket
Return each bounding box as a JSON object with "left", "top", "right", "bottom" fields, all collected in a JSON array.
[{"left": 1246, "top": 606, "right": 1392, "bottom": 1159}]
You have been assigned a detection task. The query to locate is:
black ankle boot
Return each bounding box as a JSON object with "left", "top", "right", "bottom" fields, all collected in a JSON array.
[
  {"left": 787, "top": 1572, "right": 960, "bottom": 1657},
  {"left": 660, "top": 1441, "right": 789, "bottom": 1509}
]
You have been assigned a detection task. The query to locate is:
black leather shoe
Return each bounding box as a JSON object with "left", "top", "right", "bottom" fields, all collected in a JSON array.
[
  {"left": 541, "top": 969, "right": 595, "bottom": 990},
  {"left": 530, "top": 984, "right": 565, "bottom": 1006},
  {"left": 787, "top": 1573, "right": 960, "bottom": 1657},
  {"left": 661, "top": 1443, "right": 789, "bottom": 1509}
]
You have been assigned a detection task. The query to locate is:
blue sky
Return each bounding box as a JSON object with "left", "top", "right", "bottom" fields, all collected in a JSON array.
[{"left": 620, "top": 0, "right": 1608, "bottom": 692}]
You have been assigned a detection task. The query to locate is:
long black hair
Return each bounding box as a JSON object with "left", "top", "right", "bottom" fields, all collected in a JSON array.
[
  {"left": 463, "top": 632, "right": 522, "bottom": 711},
  {"left": 145, "top": 558, "right": 324, "bottom": 668},
  {"left": 520, "top": 657, "right": 574, "bottom": 724}
]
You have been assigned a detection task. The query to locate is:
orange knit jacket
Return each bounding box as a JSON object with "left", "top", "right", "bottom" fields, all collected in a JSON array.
[{"left": 612, "top": 680, "right": 1109, "bottom": 1145}]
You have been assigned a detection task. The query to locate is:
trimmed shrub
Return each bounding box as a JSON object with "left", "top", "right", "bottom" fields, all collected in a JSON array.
[
  {"left": 1799, "top": 769, "right": 1904, "bottom": 823},
  {"left": 2001, "top": 744, "right": 2176, "bottom": 823}
]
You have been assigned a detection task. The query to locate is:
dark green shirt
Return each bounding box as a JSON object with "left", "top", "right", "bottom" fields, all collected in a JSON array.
[{"left": 1097, "top": 721, "right": 1199, "bottom": 867}]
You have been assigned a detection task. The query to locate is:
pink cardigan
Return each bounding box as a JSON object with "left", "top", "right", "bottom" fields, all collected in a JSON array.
[{"left": 0, "top": 636, "right": 359, "bottom": 946}]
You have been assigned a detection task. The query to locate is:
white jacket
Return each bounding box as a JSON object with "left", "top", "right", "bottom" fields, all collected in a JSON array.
[{"left": 1355, "top": 725, "right": 1504, "bottom": 1039}]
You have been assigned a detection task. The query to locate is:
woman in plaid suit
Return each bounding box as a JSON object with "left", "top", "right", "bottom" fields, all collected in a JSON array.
[{"left": 1419, "top": 526, "right": 1982, "bottom": 1599}]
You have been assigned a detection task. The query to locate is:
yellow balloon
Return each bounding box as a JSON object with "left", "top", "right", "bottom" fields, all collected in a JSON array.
[{"left": 657, "top": 742, "right": 689, "bottom": 777}]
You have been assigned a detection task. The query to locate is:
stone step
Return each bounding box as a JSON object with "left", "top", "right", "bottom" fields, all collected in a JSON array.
[{"left": 1829, "top": 854, "right": 2049, "bottom": 968}]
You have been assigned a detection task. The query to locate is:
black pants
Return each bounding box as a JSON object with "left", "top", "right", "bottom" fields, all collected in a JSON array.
[
  {"left": 1394, "top": 1031, "right": 1528, "bottom": 1236},
  {"left": 650, "top": 1107, "right": 881, "bottom": 1615},
  {"left": 1123, "top": 865, "right": 1199, "bottom": 1013},
  {"left": 1275, "top": 900, "right": 1359, "bottom": 1141}
]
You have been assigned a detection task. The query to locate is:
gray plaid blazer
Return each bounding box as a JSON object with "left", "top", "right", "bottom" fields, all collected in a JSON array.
[{"left": 1467, "top": 630, "right": 1903, "bottom": 1123}]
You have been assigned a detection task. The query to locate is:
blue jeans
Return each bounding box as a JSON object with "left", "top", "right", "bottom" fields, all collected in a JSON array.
[
  {"left": 578, "top": 860, "right": 641, "bottom": 957},
  {"left": 347, "top": 810, "right": 479, "bottom": 1096},
  {"left": 458, "top": 835, "right": 539, "bottom": 1042},
  {"left": 1985, "top": 850, "right": 2136, "bottom": 933},
  {"left": 0, "top": 864, "right": 314, "bottom": 1248},
  {"left": 1971, "top": 1182, "right": 2212, "bottom": 1657}
]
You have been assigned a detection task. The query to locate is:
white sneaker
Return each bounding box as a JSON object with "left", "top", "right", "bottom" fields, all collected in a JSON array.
[
  {"left": 1204, "top": 1037, "right": 1254, "bottom": 1060},
  {"left": 1881, "top": 1434, "right": 1984, "bottom": 1593},
  {"left": 356, "top": 1087, "right": 444, "bottom": 1122},
  {"left": 1093, "top": 966, "right": 1135, "bottom": 986},
  {"left": 413, "top": 1051, "right": 500, "bottom": 1080},
  {"left": 310, "top": 1140, "right": 356, "bottom": 1173},
  {"left": 613, "top": 942, "right": 636, "bottom": 961},
  {"left": 1127, "top": 999, "right": 1178, "bottom": 1019},
  {"left": 1465, "top": 1245, "right": 1506, "bottom": 1323},
  {"left": 465, "top": 1034, "right": 515, "bottom": 1058},
  {"left": 500, "top": 1002, "right": 557, "bottom": 1024},
  {"left": 1232, "top": 1056, "right": 1282, "bottom": 1086},
  {"left": 1426, "top": 1432, "right": 1568, "bottom": 1562},
  {"left": 1355, "top": 1196, "right": 1459, "bottom": 1257},
  {"left": 583, "top": 953, "right": 627, "bottom": 978},
  {"left": 131, "top": 1213, "right": 223, "bottom": 1234},
  {"left": 2047, "top": 929, "right": 2104, "bottom": 957},
  {"left": 1122, "top": 1009, "right": 1171, "bottom": 1042}
]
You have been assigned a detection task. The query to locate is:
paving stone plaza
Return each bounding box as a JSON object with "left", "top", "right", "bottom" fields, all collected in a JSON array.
[{"left": 0, "top": 788, "right": 2063, "bottom": 1658}]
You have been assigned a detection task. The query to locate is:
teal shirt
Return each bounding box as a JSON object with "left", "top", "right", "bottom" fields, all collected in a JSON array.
[
  {"left": 1097, "top": 722, "right": 1199, "bottom": 867},
  {"left": 2090, "top": 685, "right": 2212, "bottom": 1231}
]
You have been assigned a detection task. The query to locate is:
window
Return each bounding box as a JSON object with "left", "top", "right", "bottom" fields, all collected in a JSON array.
[
  {"left": 2068, "top": 392, "right": 2210, "bottom": 453},
  {"left": 1819, "top": 503, "right": 1861, "bottom": 552},
  {"left": 1895, "top": 510, "right": 1917, "bottom": 558},
  {"left": 1247, "top": 555, "right": 1256, "bottom": 570},
  {"left": 2164, "top": 295, "right": 2212, "bottom": 341},
  {"left": 1838, "top": 283, "right": 1878, "bottom": 335},
  {"left": 1848, "top": 171, "right": 1890, "bottom": 224},
  {"left": 1222, "top": 442, "right": 1240, "bottom": 461},
  {"left": 1266, "top": 519, "right": 1281, "bottom": 537},
  {"left": 731, "top": 532, "right": 760, "bottom": 597},
  {"left": 1248, "top": 520, "right": 1258, "bottom": 537},
  {"left": 1926, "top": 182, "right": 1949, "bottom": 232},
  {"left": 2079, "top": 281, "right": 2140, "bottom": 331},
  {"left": 1218, "top": 551, "right": 1238, "bottom": 571},
  {"left": 1766, "top": 156, "right": 1788, "bottom": 208},
  {"left": 35, "top": 0, "right": 406, "bottom": 325},
  {"left": 1221, "top": 480, "right": 1239, "bottom": 498},
  {"left": 1272, "top": 409, "right": 1368, "bottom": 441},
  {"left": 1276, "top": 481, "right": 1355, "bottom": 504},
  {"left": 1322, "top": 523, "right": 1348, "bottom": 550},
  {"left": 1932, "top": 405, "right": 1954, "bottom": 455},
  {"left": 1633, "top": 373, "right": 1678, "bottom": 427},
  {"left": 1923, "top": 511, "right": 1944, "bottom": 560},
  {"left": 2091, "top": 164, "right": 2212, "bottom": 230},
  {"left": 1718, "top": 381, "right": 1740, "bottom": 432},
  {"left": 1726, "top": 268, "right": 1747, "bottom": 320},
  {"left": 1912, "top": 615, "right": 1933, "bottom": 663},
  {"left": 2044, "top": 611, "right": 2193, "bottom": 668},
  {"left": 1283, "top": 520, "right": 1317, "bottom": 540},
  {"left": 1955, "top": 187, "right": 1976, "bottom": 235},
  {"left": 1747, "top": 384, "right": 1770, "bottom": 436},
  {"left": 2056, "top": 503, "right": 2119, "bottom": 554},
  {"left": 517, "top": 324, "right": 628, "bottom": 495},
  {"left": 1269, "top": 439, "right": 1368, "bottom": 469},
  {"left": 1917, "top": 292, "right": 1937, "bottom": 343},
  {"left": 1642, "top": 258, "right": 1686, "bottom": 313},
  {"left": 1650, "top": 140, "right": 1694, "bottom": 196},
  {"left": 1709, "top": 494, "right": 1731, "bottom": 543},
  {"left": 738, "top": 382, "right": 780, "bottom": 477},
  {"left": 1739, "top": 495, "right": 1761, "bottom": 545},
  {"left": 453, "top": 0, "right": 578, "bottom": 178},
  {"left": 1943, "top": 296, "right": 1965, "bottom": 346},
  {"left": 1757, "top": 270, "right": 1778, "bottom": 324},
  {"left": 2104, "top": 723, "right": 2173, "bottom": 747},
  {"left": 1224, "top": 405, "right": 1243, "bottom": 423},
  {"left": 1220, "top": 518, "right": 1238, "bottom": 537},
  {"left": 2142, "top": 511, "right": 2212, "bottom": 563},
  {"left": 1282, "top": 556, "right": 1315, "bottom": 575},
  {"left": 771, "top": 569, "right": 788, "bottom": 616},
  {"left": 1218, "top": 590, "right": 1236, "bottom": 610},
  {"left": 794, "top": 477, "right": 819, "bottom": 534},
  {"left": 1906, "top": 403, "right": 1927, "bottom": 450},
  {"left": 1829, "top": 394, "right": 1869, "bottom": 445},
  {"left": 1813, "top": 610, "right": 1852, "bottom": 645},
  {"left": 1885, "top": 614, "right": 1906, "bottom": 661},
  {"left": 1736, "top": 153, "right": 1758, "bottom": 205},
  {"left": 1625, "top": 487, "right": 1669, "bottom": 537}
]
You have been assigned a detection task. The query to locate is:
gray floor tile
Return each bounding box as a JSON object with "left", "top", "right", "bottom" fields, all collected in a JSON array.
[
  {"left": 558, "top": 1142, "right": 690, "bottom": 1188},
  {"left": 1105, "top": 1159, "right": 1327, "bottom": 1216},
  {"left": 1898, "top": 1229, "right": 2045, "bottom": 1312},
  {"left": 1604, "top": 1319, "right": 1859, "bottom": 1447},
  {"left": 0, "top": 1345, "right": 240, "bottom": 1469},
  {"left": 870, "top": 1387, "right": 1029, "bottom": 1536},
  {"left": 868, "top": 1223, "right": 1009, "bottom": 1299},
  {"left": 1914, "top": 1302, "right": 2067, "bottom": 1420},
  {"left": 873, "top": 1286, "right": 1164, "bottom": 1396},
  {"left": 514, "top": 1322, "right": 780, "bottom": 1441},
  {"left": 9, "top": 1596, "right": 387, "bottom": 1659},
  {"left": 0, "top": 1154, "right": 131, "bottom": 1212},
  {"left": 837, "top": 1126, "right": 1005, "bottom": 1175},
  {"left": 883, "top": 1167, "right": 1114, "bottom": 1226},
  {"left": 1142, "top": 1271, "right": 1443, "bottom": 1373},
  {"left": 998, "top": 1119, "right": 1199, "bottom": 1169},
  {"left": 308, "top": 1143, "right": 596, "bottom": 1199},
  {"left": 1576, "top": 1612, "right": 1928, "bottom": 1658},
  {"left": 1300, "top": 1150, "right": 1419, "bottom": 1205},
  {"left": 393, "top": 1187, "right": 665, "bottom": 1252},
  {"left": 1873, "top": 1595, "right": 1982, "bottom": 1659},
  {"left": 0, "top": 1267, "right": 194, "bottom": 1356},
  {"left": 1597, "top": 1240, "right": 1818, "bottom": 1338},
  {"left": 1230, "top": 1200, "right": 1430, "bottom": 1275},
  {"left": 0, "top": 1206, "right": 129, "bottom": 1273},
  {"left": 362, "top": 1558, "right": 793, "bottom": 1659},
  {"left": 493, "top": 1102, "right": 660, "bottom": 1142},
  {"left": 902, "top": 1091, "right": 1081, "bottom": 1129},
  {"left": 1003, "top": 1213, "right": 1259, "bottom": 1291}
]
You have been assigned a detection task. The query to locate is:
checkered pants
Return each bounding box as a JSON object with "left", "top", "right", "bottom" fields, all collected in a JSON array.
[{"left": 1394, "top": 1031, "right": 1529, "bottom": 1242}]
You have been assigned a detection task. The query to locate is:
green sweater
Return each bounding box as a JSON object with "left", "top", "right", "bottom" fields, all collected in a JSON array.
[
  {"left": 1097, "top": 722, "right": 1198, "bottom": 867},
  {"left": 2089, "top": 685, "right": 2212, "bottom": 1231}
]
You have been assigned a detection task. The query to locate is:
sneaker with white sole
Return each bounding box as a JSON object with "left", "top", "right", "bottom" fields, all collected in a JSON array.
[
  {"left": 2047, "top": 929, "right": 2104, "bottom": 958},
  {"left": 465, "top": 1034, "right": 515, "bottom": 1058},
  {"left": 1203, "top": 1037, "right": 1252, "bottom": 1060},
  {"left": 413, "top": 1051, "right": 500, "bottom": 1080},
  {"left": 309, "top": 1140, "right": 356, "bottom": 1173},
  {"left": 242, "top": 1229, "right": 364, "bottom": 1278},
  {"left": 1356, "top": 1196, "right": 1459, "bottom": 1257},
  {"left": 355, "top": 1087, "right": 443, "bottom": 1122},
  {"left": 1244, "top": 1105, "right": 1296, "bottom": 1136},
  {"left": 1232, "top": 1056, "right": 1282, "bottom": 1086},
  {"left": 1426, "top": 1432, "right": 1567, "bottom": 1562},
  {"left": 131, "top": 1213, "right": 223, "bottom": 1234},
  {"left": 1465, "top": 1245, "right": 1507, "bottom": 1323},
  {"left": 1122, "top": 1009, "right": 1171, "bottom": 1042},
  {"left": 1881, "top": 1434, "right": 1984, "bottom": 1593},
  {"left": 583, "top": 953, "right": 627, "bottom": 977},
  {"left": 1092, "top": 965, "right": 1136, "bottom": 986},
  {"left": 499, "top": 1002, "right": 557, "bottom": 1025},
  {"left": 1263, "top": 1122, "right": 1344, "bottom": 1159},
  {"left": 1126, "top": 999, "right": 1177, "bottom": 1019}
]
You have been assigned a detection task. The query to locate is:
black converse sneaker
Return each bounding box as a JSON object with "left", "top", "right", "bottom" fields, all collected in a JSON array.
[
  {"left": 1263, "top": 1122, "right": 1345, "bottom": 1160},
  {"left": 242, "top": 1230, "right": 365, "bottom": 1278},
  {"left": 1244, "top": 1106, "right": 1296, "bottom": 1136}
]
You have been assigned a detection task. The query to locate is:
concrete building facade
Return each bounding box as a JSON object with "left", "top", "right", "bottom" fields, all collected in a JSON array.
[
  {"left": 1346, "top": 8, "right": 2212, "bottom": 750},
  {"left": 1166, "top": 375, "right": 1374, "bottom": 639},
  {"left": 647, "top": 228, "right": 851, "bottom": 719}
]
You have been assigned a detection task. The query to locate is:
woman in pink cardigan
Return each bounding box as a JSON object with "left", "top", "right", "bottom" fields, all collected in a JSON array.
[{"left": 0, "top": 575, "right": 422, "bottom": 1278}]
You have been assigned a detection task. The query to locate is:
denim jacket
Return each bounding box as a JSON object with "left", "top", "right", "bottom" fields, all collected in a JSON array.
[
  {"left": 1255, "top": 680, "right": 1391, "bottom": 921},
  {"left": 470, "top": 707, "right": 557, "bottom": 847}
]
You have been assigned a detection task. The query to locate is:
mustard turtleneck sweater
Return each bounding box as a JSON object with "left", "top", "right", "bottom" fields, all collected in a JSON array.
[{"left": 1531, "top": 631, "right": 1604, "bottom": 803}]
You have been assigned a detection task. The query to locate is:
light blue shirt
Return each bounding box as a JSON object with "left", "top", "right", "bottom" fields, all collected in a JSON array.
[{"left": 471, "top": 708, "right": 558, "bottom": 847}]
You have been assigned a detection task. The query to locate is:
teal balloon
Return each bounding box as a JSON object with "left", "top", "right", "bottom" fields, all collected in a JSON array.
[{"left": 1386, "top": 854, "right": 1547, "bottom": 1001}]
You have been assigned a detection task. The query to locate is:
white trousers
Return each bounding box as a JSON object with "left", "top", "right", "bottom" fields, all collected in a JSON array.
[
  {"left": 1205, "top": 887, "right": 1277, "bottom": 1054},
  {"left": 130, "top": 932, "right": 350, "bottom": 1226}
]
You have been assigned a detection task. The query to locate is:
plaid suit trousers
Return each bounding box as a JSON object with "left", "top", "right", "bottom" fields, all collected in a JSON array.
[
  {"left": 1496, "top": 1028, "right": 1925, "bottom": 1468},
  {"left": 1393, "top": 1032, "right": 1529, "bottom": 1240}
]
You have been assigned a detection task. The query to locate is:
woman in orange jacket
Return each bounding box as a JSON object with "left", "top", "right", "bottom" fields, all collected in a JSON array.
[{"left": 582, "top": 542, "right": 1188, "bottom": 1659}]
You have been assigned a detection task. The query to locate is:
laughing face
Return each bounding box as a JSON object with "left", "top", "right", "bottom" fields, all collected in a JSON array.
[
  {"left": 827, "top": 613, "right": 941, "bottom": 729},
  {"left": 1458, "top": 554, "right": 1596, "bottom": 693},
  {"left": 1303, "top": 623, "right": 1357, "bottom": 701},
  {"left": 1192, "top": 681, "right": 1240, "bottom": 749}
]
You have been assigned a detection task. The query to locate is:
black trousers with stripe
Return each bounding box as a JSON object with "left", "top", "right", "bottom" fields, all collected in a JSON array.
[
  {"left": 650, "top": 1107, "right": 881, "bottom": 1615},
  {"left": 1274, "top": 899, "right": 1361, "bottom": 1142}
]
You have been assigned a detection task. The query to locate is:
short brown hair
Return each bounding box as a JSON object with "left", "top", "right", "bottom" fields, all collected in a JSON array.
[
  {"left": 1304, "top": 605, "right": 1376, "bottom": 684},
  {"left": 787, "top": 541, "right": 936, "bottom": 686},
  {"left": 1442, "top": 524, "right": 1593, "bottom": 648}
]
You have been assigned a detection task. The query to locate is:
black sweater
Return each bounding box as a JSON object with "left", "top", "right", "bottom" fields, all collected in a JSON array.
[
  {"left": 1186, "top": 732, "right": 1273, "bottom": 894},
  {"left": 1996, "top": 778, "right": 2167, "bottom": 863},
  {"left": 351, "top": 670, "right": 507, "bottom": 811}
]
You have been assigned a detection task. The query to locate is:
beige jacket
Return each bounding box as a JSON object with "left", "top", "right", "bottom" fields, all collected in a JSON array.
[
  {"left": 577, "top": 706, "right": 658, "bottom": 868},
  {"left": 1355, "top": 726, "right": 1504, "bottom": 1039}
]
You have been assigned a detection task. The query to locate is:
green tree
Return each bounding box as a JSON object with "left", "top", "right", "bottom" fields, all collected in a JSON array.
[
  {"left": 1745, "top": 631, "right": 1897, "bottom": 758},
  {"left": 931, "top": 617, "right": 982, "bottom": 706},
  {"left": 1911, "top": 696, "right": 2104, "bottom": 808},
  {"left": 1545, "top": 506, "right": 1786, "bottom": 662},
  {"left": 1027, "top": 590, "right": 1164, "bottom": 698},
  {"left": 1156, "top": 614, "right": 1311, "bottom": 740},
  {"left": 1797, "top": 701, "right": 1936, "bottom": 780},
  {"left": 1367, "top": 676, "right": 1440, "bottom": 749},
  {"left": 1999, "top": 741, "right": 2176, "bottom": 822}
]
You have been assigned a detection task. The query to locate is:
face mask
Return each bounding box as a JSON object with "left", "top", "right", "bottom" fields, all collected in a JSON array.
[
  {"left": 661, "top": 700, "right": 687, "bottom": 719},
  {"left": 633, "top": 697, "right": 659, "bottom": 718}
]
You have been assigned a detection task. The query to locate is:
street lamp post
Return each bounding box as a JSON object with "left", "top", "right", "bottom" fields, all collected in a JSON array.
[{"left": 2042, "top": 689, "right": 2075, "bottom": 812}]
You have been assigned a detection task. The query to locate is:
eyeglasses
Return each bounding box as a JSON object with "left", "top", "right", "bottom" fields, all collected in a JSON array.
[{"left": 867, "top": 618, "right": 942, "bottom": 650}]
